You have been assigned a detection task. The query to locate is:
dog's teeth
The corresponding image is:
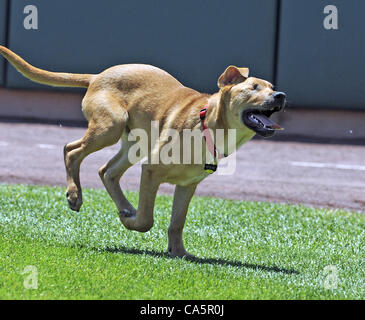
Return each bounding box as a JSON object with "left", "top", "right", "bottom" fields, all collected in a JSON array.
[
  {"left": 250, "top": 115, "right": 259, "bottom": 123},
  {"left": 249, "top": 114, "right": 264, "bottom": 126}
]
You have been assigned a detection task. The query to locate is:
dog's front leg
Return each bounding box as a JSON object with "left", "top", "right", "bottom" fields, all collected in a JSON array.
[
  {"left": 168, "top": 184, "right": 197, "bottom": 258},
  {"left": 119, "top": 163, "right": 161, "bottom": 232}
]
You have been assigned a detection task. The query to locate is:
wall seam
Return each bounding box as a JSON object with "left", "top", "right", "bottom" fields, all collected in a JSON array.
[
  {"left": 3, "top": 0, "right": 11, "bottom": 87},
  {"left": 273, "top": 0, "right": 282, "bottom": 86}
]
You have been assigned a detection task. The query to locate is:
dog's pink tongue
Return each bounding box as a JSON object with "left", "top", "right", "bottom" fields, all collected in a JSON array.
[{"left": 254, "top": 114, "right": 283, "bottom": 130}]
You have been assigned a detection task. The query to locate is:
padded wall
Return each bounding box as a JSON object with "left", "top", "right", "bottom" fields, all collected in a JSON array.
[
  {"left": 277, "top": 0, "right": 365, "bottom": 109},
  {"left": 6, "top": 0, "right": 278, "bottom": 93}
]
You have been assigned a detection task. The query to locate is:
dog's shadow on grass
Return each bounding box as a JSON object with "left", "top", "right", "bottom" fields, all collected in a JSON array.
[{"left": 100, "top": 246, "right": 299, "bottom": 275}]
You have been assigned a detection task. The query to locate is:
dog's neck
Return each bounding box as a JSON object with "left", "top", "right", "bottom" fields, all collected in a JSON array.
[{"left": 204, "top": 90, "right": 255, "bottom": 157}]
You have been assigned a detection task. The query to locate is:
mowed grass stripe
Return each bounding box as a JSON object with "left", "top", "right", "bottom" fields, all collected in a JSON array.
[{"left": 0, "top": 184, "right": 364, "bottom": 299}]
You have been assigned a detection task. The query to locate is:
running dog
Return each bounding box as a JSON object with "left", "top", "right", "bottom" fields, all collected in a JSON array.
[{"left": 0, "top": 46, "right": 286, "bottom": 257}]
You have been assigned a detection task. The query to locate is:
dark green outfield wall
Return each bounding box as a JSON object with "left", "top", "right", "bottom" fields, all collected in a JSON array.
[
  {"left": 276, "top": 0, "right": 365, "bottom": 109},
  {"left": 1, "top": 0, "right": 365, "bottom": 109},
  {"left": 5, "top": 0, "right": 277, "bottom": 93}
]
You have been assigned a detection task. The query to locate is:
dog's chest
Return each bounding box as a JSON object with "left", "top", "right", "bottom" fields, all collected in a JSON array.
[
  {"left": 179, "top": 171, "right": 209, "bottom": 186},
  {"left": 164, "top": 165, "right": 210, "bottom": 186}
]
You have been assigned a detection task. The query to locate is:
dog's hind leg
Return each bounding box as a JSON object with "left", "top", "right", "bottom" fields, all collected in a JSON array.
[
  {"left": 64, "top": 94, "right": 128, "bottom": 211},
  {"left": 98, "top": 135, "right": 138, "bottom": 215}
]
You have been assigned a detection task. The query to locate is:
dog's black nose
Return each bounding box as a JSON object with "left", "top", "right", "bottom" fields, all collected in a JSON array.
[
  {"left": 273, "top": 92, "right": 286, "bottom": 101},
  {"left": 273, "top": 92, "right": 286, "bottom": 110}
]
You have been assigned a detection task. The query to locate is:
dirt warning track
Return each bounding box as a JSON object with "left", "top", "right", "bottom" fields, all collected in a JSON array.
[{"left": 0, "top": 122, "right": 364, "bottom": 212}]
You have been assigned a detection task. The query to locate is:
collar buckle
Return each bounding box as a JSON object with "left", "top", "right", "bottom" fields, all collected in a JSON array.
[{"left": 200, "top": 104, "right": 226, "bottom": 174}]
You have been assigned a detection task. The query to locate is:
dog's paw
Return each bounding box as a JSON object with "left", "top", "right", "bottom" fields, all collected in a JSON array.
[
  {"left": 66, "top": 190, "right": 82, "bottom": 212},
  {"left": 167, "top": 247, "right": 193, "bottom": 259},
  {"left": 118, "top": 208, "right": 139, "bottom": 231},
  {"left": 118, "top": 208, "right": 136, "bottom": 219}
]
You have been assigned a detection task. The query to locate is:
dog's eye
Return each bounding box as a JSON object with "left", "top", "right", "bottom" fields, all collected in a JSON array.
[{"left": 253, "top": 84, "right": 259, "bottom": 90}]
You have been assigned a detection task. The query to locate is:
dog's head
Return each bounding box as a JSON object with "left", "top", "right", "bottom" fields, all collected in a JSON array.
[{"left": 218, "top": 66, "right": 286, "bottom": 138}]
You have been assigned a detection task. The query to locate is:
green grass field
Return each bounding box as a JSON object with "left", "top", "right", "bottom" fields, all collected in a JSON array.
[{"left": 0, "top": 183, "right": 364, "bottom": 299}]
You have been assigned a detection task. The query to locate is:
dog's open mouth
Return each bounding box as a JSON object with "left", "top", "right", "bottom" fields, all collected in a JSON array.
[{"left": 241, "top": 109, "right": 283, "bottom": 138}]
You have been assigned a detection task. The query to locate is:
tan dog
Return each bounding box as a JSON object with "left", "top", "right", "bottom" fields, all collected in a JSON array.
[{"left": 0, "top": 46, "right": 286, "bottom": 257}]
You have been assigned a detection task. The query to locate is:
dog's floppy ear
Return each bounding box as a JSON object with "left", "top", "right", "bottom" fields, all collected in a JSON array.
[{"left": 217, "top": 66, "right": 249, "bottom": 88}]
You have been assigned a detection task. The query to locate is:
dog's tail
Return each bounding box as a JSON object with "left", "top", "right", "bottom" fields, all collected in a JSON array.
[{"left": 0, "top": 46, "right": 94, "bottom": 88}]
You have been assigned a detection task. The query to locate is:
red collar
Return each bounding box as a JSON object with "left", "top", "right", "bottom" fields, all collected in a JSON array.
[{"left": 200, "top": 104, "right": 226, "bottom": 160}]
